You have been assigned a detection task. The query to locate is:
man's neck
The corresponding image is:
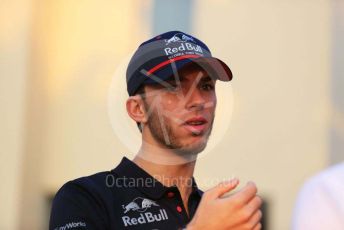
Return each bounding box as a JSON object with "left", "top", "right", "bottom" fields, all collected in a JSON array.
[
  {"left": 133, "top": 152, "right": 196, "bottom": 187},
  {"left": 133, "top": 145, "right": 198, "bottom": 217}
]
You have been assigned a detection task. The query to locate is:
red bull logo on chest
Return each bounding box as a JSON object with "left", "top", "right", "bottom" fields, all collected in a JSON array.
[{"left": 121, "top": 197, "right": 169, "bottom": 226}]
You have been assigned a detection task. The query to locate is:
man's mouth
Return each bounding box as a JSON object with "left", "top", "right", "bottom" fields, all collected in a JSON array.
[{"left": 183, "top": 117, "right": 208, "bottom": 134}]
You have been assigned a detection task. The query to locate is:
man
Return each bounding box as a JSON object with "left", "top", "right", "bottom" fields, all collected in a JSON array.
[
  {"left": 49, "top": 31, "right": 262, "bottom": 230},
  {"left": 292, "top": 162, "right": 344, "bottom": 230}
]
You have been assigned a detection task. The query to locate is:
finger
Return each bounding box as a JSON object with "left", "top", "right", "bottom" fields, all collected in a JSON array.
[
  {"left": 229, "top": 181, "right": 257, "bottom": 205},
  {"left": 207, "top": 178, "right": 240, "bottom": 199},
  {"left": 246, "top": 195, "right": 263, "bottom": 214},
  {"left": 247, "top": 210, "right": 262, "bottom": 228},
  {"left": 253, "top": 222, "right": 262, "bottom": 230}
]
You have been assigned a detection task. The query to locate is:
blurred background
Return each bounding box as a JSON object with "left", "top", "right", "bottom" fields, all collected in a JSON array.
[{"left": 1, "top": 0, "right": 343, "bottom": 229}]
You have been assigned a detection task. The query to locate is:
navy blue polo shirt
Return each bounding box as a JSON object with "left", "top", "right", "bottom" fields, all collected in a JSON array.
[{"left": 49, "top": 156, "right": 203, "bottom": 230}]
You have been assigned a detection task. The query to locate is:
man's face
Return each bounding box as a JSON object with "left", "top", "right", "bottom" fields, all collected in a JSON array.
[{"left": 141, "top": 65, "right": 217, "bottom": 155}]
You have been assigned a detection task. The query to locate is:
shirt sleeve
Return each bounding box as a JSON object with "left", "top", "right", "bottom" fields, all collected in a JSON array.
[
  {"left": 49, "top": 181, "right": 108, "bottom": 230},
  {"left": 292, "top": 176, "right": 344, "bottom": 230}
]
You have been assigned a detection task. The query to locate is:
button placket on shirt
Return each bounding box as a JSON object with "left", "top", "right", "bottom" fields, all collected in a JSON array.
[
  {"left": 167, "top": 191, "right": 175, "bottom": 198},
  {"left": 166, "top": 188, "right": 190, "bottom": 223}
]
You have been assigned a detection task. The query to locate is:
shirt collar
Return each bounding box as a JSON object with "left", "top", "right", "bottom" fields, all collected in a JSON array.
[{"left": 111, "top": 156, "right": 203, "bottom": 199}]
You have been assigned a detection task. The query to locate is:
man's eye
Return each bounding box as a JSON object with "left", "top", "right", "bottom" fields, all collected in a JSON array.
[{"left": 200, "top": 83, "right": 214, "bottom": 91}]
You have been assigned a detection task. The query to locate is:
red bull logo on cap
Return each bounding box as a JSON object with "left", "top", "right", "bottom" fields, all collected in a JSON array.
[
  {"left": 165, "top": 32, "right": 195, "bottom": 45},
  {"left": 164, "top": 33, "right": 203, "bottom": 59},
  {"left": 164, "top": 42, "right": 203, "bottom": 56}
]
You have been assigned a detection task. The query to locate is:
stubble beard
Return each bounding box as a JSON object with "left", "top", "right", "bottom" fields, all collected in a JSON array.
[{"left": 146, "top": 107, "right": 215, "bottom": 156}]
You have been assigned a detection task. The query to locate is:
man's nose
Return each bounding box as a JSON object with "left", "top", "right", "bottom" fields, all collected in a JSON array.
[{"left": 185, "top": 88, "right": 206, "bottom": 111}]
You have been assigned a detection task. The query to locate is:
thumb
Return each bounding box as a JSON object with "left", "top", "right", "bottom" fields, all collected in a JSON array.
[{"left": 208, "top": 178, "right": 240, "bottom": 199}]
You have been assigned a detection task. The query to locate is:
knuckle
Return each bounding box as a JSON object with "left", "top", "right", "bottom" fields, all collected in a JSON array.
[
  {"left": 230, "top": 197, "right": 241, "bottom": 207},
  {"left": 256, "top": 196, "right": 263, "bottom": 206},
  {"left": 243, "top": 222, "right": 255, "bottom": 230},
  {"left": 255, "top": 223, "right": 262, "bottom": 230},
  {"left": 248, "top": 182, "right": 257, "bottom": 193},
  {"left": 244, "top": 210, "right": 262, "bottom": 228},
  {"left": 252, "top": 185, "right": 258, "bottom": 194},
  {"left": 257, "top": 210, "right": 263, "bottom": 220},
  {"left": 240, "top": 209, "right": 253, "bottom": 222}
]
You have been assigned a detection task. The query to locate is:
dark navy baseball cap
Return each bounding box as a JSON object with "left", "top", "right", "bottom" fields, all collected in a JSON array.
[{"left": 126, "top": 30, "right": 233, "bottom": 96}]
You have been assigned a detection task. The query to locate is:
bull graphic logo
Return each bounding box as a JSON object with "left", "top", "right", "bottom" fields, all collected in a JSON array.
[
  {"left": 122, "top": 197, "right": 159, "bottom": 214},
  {"left": 165, "top": 33, "right": 195, "bottom": 45}
]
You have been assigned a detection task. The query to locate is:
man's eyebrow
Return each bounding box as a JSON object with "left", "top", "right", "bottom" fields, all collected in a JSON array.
[{"left": 199, "top": 76, "right": 214, "bottom": 83}]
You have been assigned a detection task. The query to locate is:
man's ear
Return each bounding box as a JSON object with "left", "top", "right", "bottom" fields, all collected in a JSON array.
[{"left": 126, "top": 95, "right": 148, "bottom": 124}]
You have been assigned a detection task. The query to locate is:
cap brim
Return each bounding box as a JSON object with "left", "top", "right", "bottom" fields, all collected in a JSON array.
[{"left": 143, "top": 56, "right": 233, "bottom": 85}]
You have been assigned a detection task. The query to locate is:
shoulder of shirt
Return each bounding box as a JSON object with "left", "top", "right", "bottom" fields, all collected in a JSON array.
[
  {"left": 53, "top": 170, "right": 121, "bottom": 202},
  {"left": 301, "top": 162, "right": 344, "bottom": 192}
]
